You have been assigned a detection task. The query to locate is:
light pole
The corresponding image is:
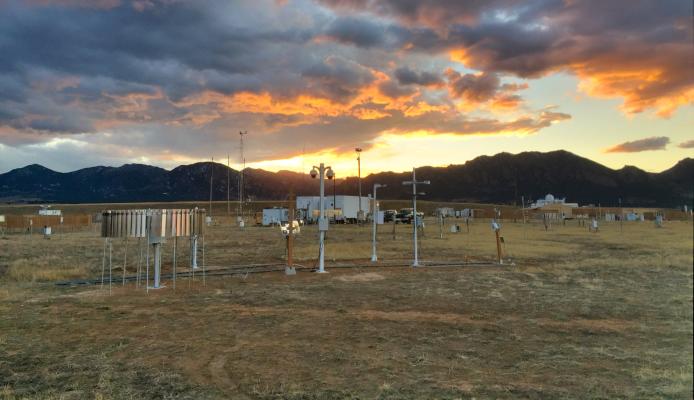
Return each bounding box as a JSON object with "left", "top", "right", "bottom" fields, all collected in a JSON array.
[
  {"left": 355, "top": 147, "right": 362, "bottom": 222},
  {"left": 189, "top": 207, "right": 200, "bottom": 270},
  {"left": 618, "top": 197, "right": 623, "bottom": 233},
  {"left": 238, "top": 131, "right": 248, "bottom": 226},
  {"left": 492, "top": 208, "right": 503, "bottom": 264},
  {"left": 521, "top": 195, "right": 528, "bottom": 239},
  {"left": 371, "top": 183, "right": 386, "bottom": 262},
  {"left": 285, "top": 194, "right": 297, "bottom": 276},
  {"left": 403, "top": 168, "right": 430, "bottom": 267},
  {"left": 310, "top": 163, "right": 334, "bottom": 273},
  {"left": 208, "top": 157, "right": 214, "bottom": 219}
]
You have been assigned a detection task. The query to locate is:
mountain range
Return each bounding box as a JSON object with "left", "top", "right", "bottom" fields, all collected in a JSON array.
[{"left": 0, "top": 151, "right": 691, "bottom": 207}]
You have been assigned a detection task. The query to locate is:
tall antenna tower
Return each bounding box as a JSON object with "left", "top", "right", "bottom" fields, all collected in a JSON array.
[
  {"left": 355, "top": 147, "right": 363, "bottom": 222},
  {"left": 238, "top": 131, "right": 248, "bottom": 221},
  {"left": 226, "top": 154, "right": 230, "bottom": 215},
  {"left": 301, "top": 144, "right": 306, "bottom": 176},
  {"left": 209, "top": 156, "right": 214, "bottom": 217}
]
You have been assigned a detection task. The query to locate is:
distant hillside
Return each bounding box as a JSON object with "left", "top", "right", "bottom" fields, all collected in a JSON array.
[
  {"left": 0, "top": 151, "right": 691, "bottom": 207},
  {"left": 353, "top": 151, "right": 694, "bottom": 207}
]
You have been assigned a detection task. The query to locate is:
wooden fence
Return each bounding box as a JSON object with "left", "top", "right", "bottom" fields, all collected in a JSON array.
[{"left": 2, "top": 214, "right": 92, "bottom": 233}]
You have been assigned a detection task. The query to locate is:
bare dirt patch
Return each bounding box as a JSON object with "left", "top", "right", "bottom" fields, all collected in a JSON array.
[{"left": 336, "top": 272, "right": 385, "bottom": 282}]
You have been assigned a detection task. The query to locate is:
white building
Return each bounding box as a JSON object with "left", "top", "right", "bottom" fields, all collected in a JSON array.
[
  {"left": 455, "top": 209, "right": 475, "bottom": 218},
  {"left": 262, "top": 208, "right": 288, "bottom": 226},
  {"left": 296, "top": 195, "right": 371, "bottom": 223},
  {"left": 38, "top": 208, "right": 62, "bottom": 216},
  {"left": 530, "top": 194, "right": 579, "bottom": 209}
]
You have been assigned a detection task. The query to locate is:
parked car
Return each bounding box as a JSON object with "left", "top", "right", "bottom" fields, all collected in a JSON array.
[
  {"left": 396, "top": 208, "right": 425, "bottom": 224},
  {"left": 395, "top": 208, "right": 413, "bottom": 224},
  {"left": 383, "top": 209, "right": 397, "bottom": 222}
]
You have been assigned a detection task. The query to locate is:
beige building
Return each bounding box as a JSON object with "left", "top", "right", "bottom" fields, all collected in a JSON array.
[{"left": 529, "top": 194, "right": 579, "bottom": 220}]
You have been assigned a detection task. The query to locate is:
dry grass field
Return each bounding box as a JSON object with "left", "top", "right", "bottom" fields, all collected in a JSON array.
[{"left": 0, "top": 208, "right": 692, "bottom": 399}]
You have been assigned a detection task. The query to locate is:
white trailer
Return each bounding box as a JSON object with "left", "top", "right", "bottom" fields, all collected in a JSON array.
[
  {"left": 296, "top": 195, "right": 371, "bottom": 223},
  {"left": 335, "top": 196, "right": 371, "bottom": 221},
  {"left": 38, "top": 209, "right": 62, "bottom": 216},
  {"left": 262, "top": 208, "right": 288, "bottom": 226}
]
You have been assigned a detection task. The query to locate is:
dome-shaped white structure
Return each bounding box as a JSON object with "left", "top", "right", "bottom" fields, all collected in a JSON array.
[{"left": 545, "top": 194, "right": 555, "bottom": 202}]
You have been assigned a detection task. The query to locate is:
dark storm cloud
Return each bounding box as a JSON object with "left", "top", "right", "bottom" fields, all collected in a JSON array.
[
  {"left": 605, "top": 137, "right": 671, "bottom": 153},
  {"left": 394, "top": 67, "right": 443, "bottom": 87},
  {"left": 318, "top": 0, "right": 684, "bottom": 36},
  {"left": 324, "top": 16, "right": 387, "bottom": 48},
  {"left": 442, "top": 22, "right": 559, "bottom": 77},
  {"left": 319, "top": 0, "right": 693, "bottom": 116},
  {"left": 0, "top": 74, "right": 27, "bottom": 102},
  {"left": 3, "top": 3, "right": 248, "bottom": 77},
  {"left": 301, "top": 56, "right": 376, "bottom": 101},
  {"left": 377, "top": 81, "right": 417, "bottom": 99},
  {"left": 376, "top": 66, "right": 445, "bottom": 102},
  {"left": 0, "top": 0, "right": 324, "bottom": 134},
  {"left": 316, "top": 0, "right": 522, "bottom": 27},
  {"left": 445, "top": 70, "right": 500, "bottom": 102},
  {"left": 0, "top": 0, "right": 581, "bottom": 171},
  {"left": 443, "top": 69, "right": 526, "bottom": 108}
]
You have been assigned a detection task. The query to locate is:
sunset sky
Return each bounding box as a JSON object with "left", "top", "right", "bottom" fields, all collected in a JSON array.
[{"left": 0, "top": 0, "right": 692, "bottom": 176}]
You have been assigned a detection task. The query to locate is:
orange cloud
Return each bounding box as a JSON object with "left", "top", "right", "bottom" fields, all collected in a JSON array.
[
  {"left": 449, "top": 49, "right": 472, "bottom": 66},
  {"left": 575, "top": 66, "right": 694, "bottom": 118},
  {"left": 447, "top": 39, "right": 693, "bottom": 118},
  {"left": 350, "top": 106, "right": 392, "bottom": 120},
  {"left": 489, "top": 94, "right": 524, "bottom": 111},
  {"left": 604, "top": 136, "right": 670, "bottom": 153},
  {"left": 401, "top": 101, "right": 449, "bottom": 117},
  {"left": 175, "top": 71, "right": 452, "bottom": 128}
]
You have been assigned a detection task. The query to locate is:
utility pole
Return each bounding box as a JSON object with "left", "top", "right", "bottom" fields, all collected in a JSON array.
[
  {"left": 371, "top": 183, "right": 386, "bottom": 262},
  {"left": 355, "top": 147, "right": 363, "bottom": 222},
  {"left": 190, "top": 207, "right": 199, "bottom": 270},
  {"left": 492, "top": 208, "right": 503, "bottom": 264},
  {"left": 209, "top": 157, "right": 214, "bottom": 218},
  {"left": 521, "top": 195, "right": 527, "bottom": 239},
  {"left": 285, "top": 193, "right": 296, "bottom": 275},
  {"left": 439, "top": 213, "right": 444, "bottom": 239},
  {"left": 238, "top": 131, "right": 248, "bottom": 225},
  {"left": 619, "top": 197, "right": 623, "bottom": 233},
  {"left": 521, "top": 195, "right": 526, "bottom": 224},
  {"left": 402, "top": 168, "right": 430, "bottom": 267},
  {"left": 310, "top": 163, "right": 334, "bottom": 273}
]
